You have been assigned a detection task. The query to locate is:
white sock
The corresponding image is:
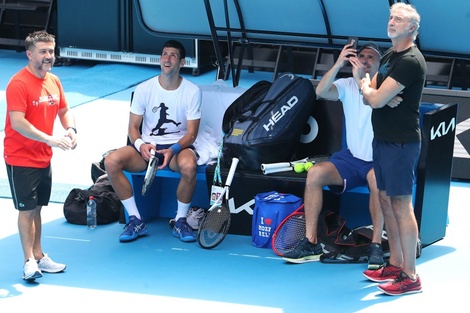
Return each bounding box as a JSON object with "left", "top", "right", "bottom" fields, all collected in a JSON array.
[
  {"left": 175, "top": 200, "right": 190, "bottom": 220},
  {"left": 121, "top": 197, "right": 141, "bottom": 220}
]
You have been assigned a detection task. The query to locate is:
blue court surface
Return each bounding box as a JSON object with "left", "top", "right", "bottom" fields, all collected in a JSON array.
[{"left": 0, "top": 49, "right": 469, "bottom": 313}]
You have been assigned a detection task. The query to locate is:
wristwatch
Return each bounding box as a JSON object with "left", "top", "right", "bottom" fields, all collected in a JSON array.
[{"left": 67, "top": 126, "right": 77, "bottom": 134}]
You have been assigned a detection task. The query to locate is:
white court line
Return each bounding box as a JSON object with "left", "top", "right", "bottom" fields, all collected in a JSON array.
[
  {"left": 171, "top": 247, "right": 190, "bottom": 251},
  {"left": 44, "top": 235, "right": 90, "bottom": 242},
  {"left": 229, "top": 253, "right": 283, "bottom": 260}
]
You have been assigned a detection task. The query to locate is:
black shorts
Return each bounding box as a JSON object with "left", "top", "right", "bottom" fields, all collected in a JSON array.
[{"left": 6, "top": 164, "right": 52, "bottom": 211}]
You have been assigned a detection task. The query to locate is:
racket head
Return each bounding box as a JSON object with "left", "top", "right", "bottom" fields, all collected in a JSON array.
[
  {"left": 272, "top": 205, "right": 306, "bottom": 256},
  {"left": 142, "top": 156, "right": 158, "bottom": 196},
  {"left": 197, "top": 203, "right": 231, "bottom": 249}
]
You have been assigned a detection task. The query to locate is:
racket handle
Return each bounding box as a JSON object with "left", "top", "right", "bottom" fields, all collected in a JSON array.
[
  {"left": 262, "top": 166, "right": 293, "bottom": 175},
  {"left": 261, "top": 162, "right": 291, "bottom": 171},
  {"left": 225, "top": 157, "right": 239, "bottom": 187},
  {"left": 260, "top": 157, "right": 309, "bottom": 172},
  {"left": 150, "top": 141, "right": 156, "bottom": 157}
]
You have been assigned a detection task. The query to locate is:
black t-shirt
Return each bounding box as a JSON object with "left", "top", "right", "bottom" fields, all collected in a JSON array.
[{"left": 372, "top": 45, "right": 427, "bottom": 143}]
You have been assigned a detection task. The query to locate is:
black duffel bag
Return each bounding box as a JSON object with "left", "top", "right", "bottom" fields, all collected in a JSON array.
[{"left": 63, "top": 174, "right": 122, "bottom": 225}]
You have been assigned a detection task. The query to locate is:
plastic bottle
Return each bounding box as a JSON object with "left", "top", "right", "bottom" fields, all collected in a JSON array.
[{"left": 87, "top": 196, "right": 97, "bottom": 229}]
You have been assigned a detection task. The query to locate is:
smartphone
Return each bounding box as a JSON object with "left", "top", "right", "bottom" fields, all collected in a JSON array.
[
  {"left": 347, "top": 37, "right": 358, "bottom": 50},
  {"left": 346, "top": 37, "right": 358, "bottom": 58}
]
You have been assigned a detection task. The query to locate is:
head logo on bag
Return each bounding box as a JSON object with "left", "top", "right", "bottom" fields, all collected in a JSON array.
[{"left": 263, "top": 95, "right": 299, "bottom": 131}]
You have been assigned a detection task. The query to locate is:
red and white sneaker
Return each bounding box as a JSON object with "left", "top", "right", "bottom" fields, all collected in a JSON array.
[
  {"left": 363, "top": 263, "right": 402, "bottom": 282},
  {"left": 378, "top": 271, "right": 423, "bottom": 296}
]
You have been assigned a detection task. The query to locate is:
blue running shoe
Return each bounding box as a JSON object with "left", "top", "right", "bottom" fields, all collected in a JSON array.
[
  {"left": 119, "top": 215, "right": 148, "bottom": 242},
  {"left": 172, "top": 217, "right": 196, "bottom": 242}
]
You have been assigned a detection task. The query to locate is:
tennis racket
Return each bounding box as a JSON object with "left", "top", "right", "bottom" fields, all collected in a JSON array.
[
  {"left": 272, "top": 204, "right": 306, "bottom": 256},
  {"left": 142, "top": 142, "right": 158, "bottom": 196},
  {"left": 198, "top": 157, "right": 239, "bottom": 249}
]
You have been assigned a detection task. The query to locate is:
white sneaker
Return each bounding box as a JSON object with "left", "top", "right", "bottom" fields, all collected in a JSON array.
[
  {"left": 37, "top": 253, "right": 66, "bottom": 273},
  {"left": 186, "top": 206, "right": 205, "bottom": 230},
  {"left": 23, "top": 258, "right": 42, "bottom": 281}
]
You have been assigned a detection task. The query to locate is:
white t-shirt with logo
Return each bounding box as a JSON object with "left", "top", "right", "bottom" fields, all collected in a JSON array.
[{"left": 131, "top": 76, "right": 202, "bottom": 145}]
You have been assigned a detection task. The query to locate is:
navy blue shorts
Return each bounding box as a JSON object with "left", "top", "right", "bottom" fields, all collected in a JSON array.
[
  {"left": 327, "top": 149, "right": 373, "bottom": 194},
  {"left": 131, "top": 142, "right": 197, "bottom": 166},
  {"left": 372, "top": 139, "right": 420, "bottom": 196}
]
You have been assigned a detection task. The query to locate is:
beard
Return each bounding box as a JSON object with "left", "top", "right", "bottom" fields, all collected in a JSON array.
[
  {"left": 388, "top": 24, "right": 412, "bottom": 40},
  {"left": 35, "top": 58, "right": 55, "bottom": 71},
  {"left": 387, "top": 30, "right": 399, "bottom": 39}
]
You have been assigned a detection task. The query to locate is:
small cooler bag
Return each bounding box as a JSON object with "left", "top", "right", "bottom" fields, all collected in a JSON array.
[{"left": 252, "top": 191, "right": 303, "bottom": 248}]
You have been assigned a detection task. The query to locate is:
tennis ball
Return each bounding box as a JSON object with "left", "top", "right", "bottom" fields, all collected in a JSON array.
[
  {"left": 294, "top": 163, "right": 305, "bottom": 173},
  {"left": 304, "top": 162, "right": 314, "bottom": 171}
]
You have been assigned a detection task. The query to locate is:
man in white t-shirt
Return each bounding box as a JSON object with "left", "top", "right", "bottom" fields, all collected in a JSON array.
[
  {"left": 283, "top": 43, "right": 388, "bottom": 269},
  {"left": 105, "top": 40, "right": 202, "bottom": 243}
]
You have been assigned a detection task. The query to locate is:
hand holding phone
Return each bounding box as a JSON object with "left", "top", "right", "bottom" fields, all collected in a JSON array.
[
  {"left": 346, "top": 37, "right": 358, "bottom": 58},
  {"left": 347, "top": 37, "right": 358, "bottom": 50}
]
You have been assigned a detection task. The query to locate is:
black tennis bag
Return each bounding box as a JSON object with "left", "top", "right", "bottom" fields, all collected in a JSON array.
[
  {"left": 317, "top": 210, "right": 390, "bottom": 264},
  {"left": 316, "top": 210, "right": 422, "bottom": 264},
  {"left": 222, "top": 73, "right": 316, "bottom": 171}
]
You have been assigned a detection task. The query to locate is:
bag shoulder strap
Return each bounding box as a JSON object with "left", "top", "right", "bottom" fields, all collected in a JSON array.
[{"left": 222, "top": 80, "right": 271, "bottom": 133}]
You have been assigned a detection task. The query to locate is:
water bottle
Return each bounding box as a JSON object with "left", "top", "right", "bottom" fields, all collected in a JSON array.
[{"left": 86, "top": 196, "right": 97, "bottom": 229}]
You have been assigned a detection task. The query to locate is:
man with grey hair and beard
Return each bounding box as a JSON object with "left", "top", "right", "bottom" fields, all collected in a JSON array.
[{"left": 361, "top": 3, "right": 426, "bottom": 296}]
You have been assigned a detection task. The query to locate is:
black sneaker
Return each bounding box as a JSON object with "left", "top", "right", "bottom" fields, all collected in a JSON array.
[
  {"left": 368, "top": 242, "right": 385, "bottom": 270},
  {"left": 282, "top": 238, "right": 323, "bottom": 263}
]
